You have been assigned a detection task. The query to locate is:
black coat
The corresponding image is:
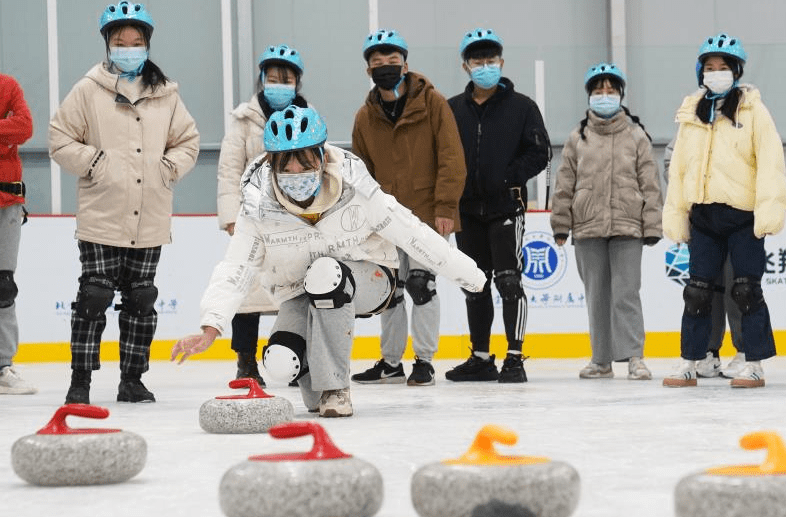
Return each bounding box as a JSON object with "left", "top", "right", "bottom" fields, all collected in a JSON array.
[{"left": 448, "top": 78, "right": 550, "bottom": 217}]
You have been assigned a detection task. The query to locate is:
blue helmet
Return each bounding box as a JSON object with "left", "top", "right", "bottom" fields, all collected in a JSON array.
[
  {"left": 696, "top": 33, "right": 746, "bottom": 84},
  {"left": 99, "top": 2, "right": 154, "bottom": 38},
  {"left": 584, "top": 62, "right": 626, "bottom": 93},
  {"left": 460, "top": 28, "right": 503, "bottom": 59},
  {"left": 363, "top": 29, "right": 408, "bottom": 61},
  {"left": 264, "top": 106, "right": 327, "bottom": 152},
  {"left": 259, "top": 44, "right": 304, "bottom": 76}
]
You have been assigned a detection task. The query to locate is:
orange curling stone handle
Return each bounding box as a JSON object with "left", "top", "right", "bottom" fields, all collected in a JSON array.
[
  {"left": 215, "top": 378, "right": 273, "bottom": 399},
  {"left": 443, "top": 424, "right": 550, "bottom": 466},
  {"left": 248, "top": 422, "right": 352, "bottom": 462},
  {"left": 37, "top": 404, "right": 121, "bottom": 435},
  {"left": 706, "top": 431, "right": 786, "bottom": 476}
]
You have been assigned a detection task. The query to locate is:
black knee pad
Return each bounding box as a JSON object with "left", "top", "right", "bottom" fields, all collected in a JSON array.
[
  {"left": 731, "top": 277, "right": 765, "bottom": 315},
  {"left": 683, "top": 277, "right": 714, "bottom": 317},
  {"left": 75, "top": 276, "right": 115, "bottom": 320},
  {"left": 120, "top": 281, "right": 158, "bottom": 317},
  {"left": 494, "top": 269, "right": 524, "bottom": 303},
  {"left": 262, "top": 331, "right": 308, "bottom": 382},
  {"left": 405, "top": 269, "right": 436, "bottom": 306},
  {"left": 0, "top": 270, "right": 18, "bottom": 308},
  {"left": 304, "top": 257, "right": 355, "bottom": 309}
]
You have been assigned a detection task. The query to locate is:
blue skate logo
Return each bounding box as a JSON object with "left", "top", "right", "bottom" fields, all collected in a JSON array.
[
  {"left": 665, "top": 243, "right": 690, "bottom": 286},
  {"left": 521, "top": 232, "right": 568, "bottom": 290}
]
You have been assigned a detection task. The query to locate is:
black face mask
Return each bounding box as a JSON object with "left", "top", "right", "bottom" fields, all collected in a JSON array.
[{"left": 371, "top": 65, "right": 404, "bottom": 90}]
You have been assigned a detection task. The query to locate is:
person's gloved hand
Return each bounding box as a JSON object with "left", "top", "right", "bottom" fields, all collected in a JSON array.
[
  {"left": 643, "top": 236, "right": 661, "bottom": 247},
  {"left": 554, "top": 233, "right": 569, "bottom": 246}
]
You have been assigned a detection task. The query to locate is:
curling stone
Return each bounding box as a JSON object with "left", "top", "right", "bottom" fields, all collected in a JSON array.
[
  {"left": 11, "top": 404, "right": 146, "bottom": 486},
  {"left": 199, "top": 378, "right": 294, "bottom": 434},
  {"left": 675, "top": 431, "right": 786, "bottom": 517},
  {"left": 411, "top": 424, "right": 580, "bottom": 517},
  {"left": 219, "top": 421, "right": 383, "bottom": 517}
]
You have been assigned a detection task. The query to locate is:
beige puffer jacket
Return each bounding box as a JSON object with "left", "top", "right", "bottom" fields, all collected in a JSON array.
[
  {"left": 663, "top": 85, "right": 786, "bottom": 242},
  {"left": 49, "top": 63, "right": 199, "bottom": 248},
  {"left": 551, "top": 110, "right": 662, "bottom": 240},
  {"left": 216, "top": 94, "right": 275, "bottom": 313}
]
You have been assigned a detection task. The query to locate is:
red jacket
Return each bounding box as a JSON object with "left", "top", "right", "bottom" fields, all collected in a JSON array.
[{"left": 0, "top": 74, "right": 33, "bottom": 207}]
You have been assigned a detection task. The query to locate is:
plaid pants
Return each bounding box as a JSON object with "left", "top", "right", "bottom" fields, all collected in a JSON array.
[{"left": 70, "top": 241, "right": 161, "bottom": 373}]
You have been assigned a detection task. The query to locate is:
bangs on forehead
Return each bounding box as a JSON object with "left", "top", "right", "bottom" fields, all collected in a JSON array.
[{"left": 271, "top": 149, "right": 322, "bottom": 172}]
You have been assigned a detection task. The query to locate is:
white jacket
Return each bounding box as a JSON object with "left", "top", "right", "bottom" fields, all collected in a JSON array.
[{"left": 200, "top": 145, "right": 486, "bottom": 334}]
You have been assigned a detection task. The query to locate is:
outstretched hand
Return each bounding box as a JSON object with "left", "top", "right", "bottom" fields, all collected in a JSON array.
[{"left": 171, "top": 327, "right": 219, "bottom": 364}]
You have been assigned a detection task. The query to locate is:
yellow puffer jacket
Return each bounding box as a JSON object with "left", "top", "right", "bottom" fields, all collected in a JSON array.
[{"left": 663, "top": 85, "right": 786, "bottom": 242}]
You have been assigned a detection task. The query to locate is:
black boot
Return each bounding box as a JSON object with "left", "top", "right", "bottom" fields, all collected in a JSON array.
[
  {"left": 65, "top": 369, "right": 91, "bottom": 404},
  {"left": 236, "top": 351, "right": 265, "bottom": 387},
  {"left": 117, "top": 372, "right": 155, "bottom": 403}
]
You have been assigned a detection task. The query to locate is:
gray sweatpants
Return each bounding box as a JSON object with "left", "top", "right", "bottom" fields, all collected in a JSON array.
[
  {"left": 0, "top": 204, "right": 22, "bottom": 367},
  {"left": 574, "top": 237, "right": 645, "bottom": 364},
  {"left": 380, "top": 248, "right": 439, "bottom": 364}
]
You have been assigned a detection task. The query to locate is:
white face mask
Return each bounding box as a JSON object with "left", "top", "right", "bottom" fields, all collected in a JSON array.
[
  {"left": 276, "top": 170, "right": 322, "bottom": 202},
  {"left": 703, "top": 70, "right": 735, "bottom": 95}
]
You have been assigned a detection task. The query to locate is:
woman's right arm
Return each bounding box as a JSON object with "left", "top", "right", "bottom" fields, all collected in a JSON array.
[
  {"left": 217, "top": 116, "right": 249, "bottom": 232},
  {"left": 48, "top": 82, "right": 101, "bottom": 177}
]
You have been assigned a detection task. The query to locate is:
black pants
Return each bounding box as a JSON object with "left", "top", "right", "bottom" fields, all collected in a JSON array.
[{"left": 455, "top": 212, "right": 527, "bottom": 353}]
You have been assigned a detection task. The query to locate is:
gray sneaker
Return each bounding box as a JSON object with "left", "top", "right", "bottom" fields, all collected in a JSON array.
[
  {"left": 319, "top": 388, "right": 353, "bottom": 417},
  {"left": 0, "top": 366, "right": 37, "bottom": 395},
  {"left": 579, "top": 362, "right": 613, "bottom": 379},
  {"left": 627, "top": 357, "right": 652, "bottom": 380}
]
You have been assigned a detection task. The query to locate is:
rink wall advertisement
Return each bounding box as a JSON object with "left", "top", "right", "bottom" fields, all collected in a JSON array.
[{"left": 14, "top": 214, "right": 786, "bottom": 361}]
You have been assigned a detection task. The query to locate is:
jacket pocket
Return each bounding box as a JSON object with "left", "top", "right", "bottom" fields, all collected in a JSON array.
[
  {"left": 79, "top": 150, "right": 107, "bottom": 189},
  {"left": 571, "top": 188, "right": 595, "bottom": 224},
  {"left": 616, "top": 187, "right": 644, "bottom": 220},
  {"left": 158, "top": 157, "right": 175, "bottom": 190}
]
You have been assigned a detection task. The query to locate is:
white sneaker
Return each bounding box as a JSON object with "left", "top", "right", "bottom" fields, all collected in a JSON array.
[
  {"left": 627, "top": 357, "right": 652, "bottom": 380},
  {"left": 721, "top": 352, "right": 746, "bottom": 378},
  {"left": 0, "top": 365, "right": 38, "bottom": 394},
  {"left": 730, "top": 361, "right": 764, "bottom": 388},
  {"left": 663, "top": 359, "right": 697, "bottom": 387},
  {"left": 696, "top": 351, "right": 722, "bottom": 378},
  {"left": 579, "top": 362, "right": 613, "bottom": 379},
  {"left": 319, "top": 388, "right": 353, "bottom": 417}
]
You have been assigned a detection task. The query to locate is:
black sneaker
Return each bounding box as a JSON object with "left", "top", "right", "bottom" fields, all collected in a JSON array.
[
  {"left": 64, "top": 369, "right": 91, "bottom": 405},
  {"left": 498, "top": 354, "right": 528, "bottom": 383},
  {"left": 236, "top": 351, "right": 266, "bottom": 387},
  {"left": 117, "top": 375, "right": 156, "bottom": 403},
  {"left": 407, "top": 358, "right": 435, "bottom": 386},
  {"left": 445, "top": 354, "right": 499, "bottom": 382},
  {"left": 351, "top": 359, "right": 405, "bottom": 384}
]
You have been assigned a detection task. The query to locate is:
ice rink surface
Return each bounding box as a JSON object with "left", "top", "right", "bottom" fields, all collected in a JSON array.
[{"left": 3, "top": 357, "right": 786, "bottom": 517}]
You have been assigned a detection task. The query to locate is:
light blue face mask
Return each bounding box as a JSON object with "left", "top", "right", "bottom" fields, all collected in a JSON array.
[
  {"left": 470, "top": 64, "right": 501, "bottom": 89},
  {"left": 276, "top": 169, "right": 322, "bottom": 202},
  {"left": 589, "top": 94, "right": 621, "bottom": 118},
  {"left": 264, "top": 83, "right": 297, "bottom": 110},
  {"left": 109, "top": 47, "right": 148, "bottom": 77}
]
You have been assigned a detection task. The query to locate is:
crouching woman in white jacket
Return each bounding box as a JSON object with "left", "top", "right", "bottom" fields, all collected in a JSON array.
[{"left": 171, "top": 106, "right": 485, "bottom": 417}]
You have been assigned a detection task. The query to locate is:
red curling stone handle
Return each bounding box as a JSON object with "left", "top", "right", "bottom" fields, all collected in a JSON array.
[
  {"left": 37, "top": 404, "right": 121, "bottom": 435},
  {"left": 249, "top": 422, "right": 351, "bottom": 462},
  {"left": 216, "top": 378, "right": 273, "bottom": 399}
]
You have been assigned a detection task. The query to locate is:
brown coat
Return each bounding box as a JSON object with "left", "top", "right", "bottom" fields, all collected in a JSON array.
[{"left": 352, "top": 71, "right": 466, "bottom": 231}]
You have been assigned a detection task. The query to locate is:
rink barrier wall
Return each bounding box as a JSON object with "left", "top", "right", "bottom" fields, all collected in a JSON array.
[{"left": 14, "top": 331, "right": 765, "bottom": 363}]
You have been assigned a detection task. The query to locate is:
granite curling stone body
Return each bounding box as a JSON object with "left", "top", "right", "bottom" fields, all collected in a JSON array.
[
  {"left": 199, "top": 378, "right": 294, "bottom": 434},
  {"left": 675, "top": 431, "right": 786, "bottom": 517},
  {"left": 11, "top": 404, "right": 146, "bottom": 486},
  {"left": 411, "top": 424, "right": 580, "bottom": 517},
  {"left": 219, "top": 421, "right": 383, "bottom": 517}
]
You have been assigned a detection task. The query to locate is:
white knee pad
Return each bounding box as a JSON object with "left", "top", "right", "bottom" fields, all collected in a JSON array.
[
  {"left": 304, "top": 257, "right": 355, "bottom": 309},
  {"left": 262, "top": 331, "right": 307, "bottom": 383}
]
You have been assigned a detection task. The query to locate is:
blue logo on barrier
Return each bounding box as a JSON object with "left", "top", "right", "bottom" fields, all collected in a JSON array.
[
  {"left": 665, "top": 243, "right": 690, "bottom": 287},
  {"left": 521, "top": 231, "right": 567, "bottom": 290}
]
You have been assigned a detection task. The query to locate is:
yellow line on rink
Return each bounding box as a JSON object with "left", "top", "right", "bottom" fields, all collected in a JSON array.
[{"left": 14, "top": 331, "right": 770, "bottom": 362}]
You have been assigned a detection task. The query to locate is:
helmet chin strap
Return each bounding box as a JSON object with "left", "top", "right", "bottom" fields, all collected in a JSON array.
[{"left": 704, "top": 80, "right": 738, "bottom": 123}]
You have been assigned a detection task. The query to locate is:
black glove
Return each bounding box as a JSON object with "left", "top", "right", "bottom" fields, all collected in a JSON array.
[
  {"left": 643, "top": 236, "right": 661, "bottom": 246},
  {"left": 554, "top": 233, "right": 569, "bottom": 243}
]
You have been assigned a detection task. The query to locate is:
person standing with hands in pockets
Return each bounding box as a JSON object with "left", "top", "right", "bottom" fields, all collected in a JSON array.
[
  {"left": 662, "top": 33, "right": 786, "bottom": 388},
  {"left": 0, "top": 73, "right": 36, "bottom": 395},
  {"left": 551, "top": 63, "right": 662, "bottom": 381},
  {"left": 49, "top": 1, "right": 199, "bottom": 404}
]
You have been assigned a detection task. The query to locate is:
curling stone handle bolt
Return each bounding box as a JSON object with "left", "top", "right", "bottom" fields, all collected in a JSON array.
[
  {"left": 37, "top": 404, "right": 112, "bottom": 435},
  {"left": 269, "top": 422, "right": 351, "bottom": 460},
  {"left": 740, "top": 431, "right": 786, "bottom": 474}
]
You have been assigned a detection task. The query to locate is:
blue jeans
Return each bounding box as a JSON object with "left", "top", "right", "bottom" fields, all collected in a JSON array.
[{"left": 681, "top": 204, "right": 775, "bottom": 361}]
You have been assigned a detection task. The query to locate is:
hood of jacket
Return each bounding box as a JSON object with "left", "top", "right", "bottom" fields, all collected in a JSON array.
[
  {"left": 85, "top": 63, "right": 179, "bottom": 104},
  {"left": 675, "top": 84, "right": 761, "bottom": 125}
]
